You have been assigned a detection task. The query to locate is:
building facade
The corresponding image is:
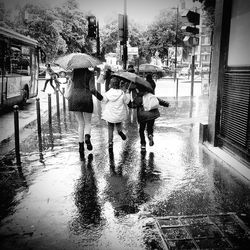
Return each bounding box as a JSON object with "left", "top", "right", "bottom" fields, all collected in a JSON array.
[{"left": 207, "top": 0, "right": 250, "bottom": 175}]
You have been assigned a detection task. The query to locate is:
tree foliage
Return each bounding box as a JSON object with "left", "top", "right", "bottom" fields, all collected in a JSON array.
[{"left": 0, "top": 0, "right": 93, "bottom": 62}]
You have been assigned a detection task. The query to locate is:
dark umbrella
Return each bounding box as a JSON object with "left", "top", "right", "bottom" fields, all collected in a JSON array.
[{"left": 112, "top": 71, "right": 153, "bottom": 93}]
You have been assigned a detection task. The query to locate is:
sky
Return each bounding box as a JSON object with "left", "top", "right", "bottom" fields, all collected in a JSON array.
[{"left": 2, "top": 0, "right": 178, "bottom": 26}]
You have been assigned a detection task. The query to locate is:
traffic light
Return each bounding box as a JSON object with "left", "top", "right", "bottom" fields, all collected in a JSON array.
[
  {"left": 182, "top": 10, "right": 200, "bottom": 26},
  {"left": 87, "top": 16, "right": 96, "bottom": 38},
  {"left": 181, "top": 10, "right": 200, "bottom": 46},
  {"left": 181, "top": 26, "right": 199, "bottom": 35}
]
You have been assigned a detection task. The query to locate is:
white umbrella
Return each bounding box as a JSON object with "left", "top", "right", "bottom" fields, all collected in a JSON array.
[{"left": 54, "top": 53, "right": 101, "bottom": 70}]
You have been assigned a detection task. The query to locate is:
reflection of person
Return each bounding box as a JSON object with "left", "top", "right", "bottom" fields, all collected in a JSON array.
[
  {"left": 68, "top": 68, "right": 103, "bottom": 160},
  {"left": 72, "top": 155, "right": 101, "bottom": 231},
  {"left": 102, "top": 77, "right": 130, "bottom": 150},
  {"left": 40, "top": 64, "right": 56, "bottom": 92},
  {"left": 128, "top": 86, "right": 169, "bottom": 151}
]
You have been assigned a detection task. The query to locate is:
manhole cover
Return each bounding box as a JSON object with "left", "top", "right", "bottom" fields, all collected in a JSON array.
[{"left": 155, "top": 213, "right": 250, "bottom": 249}]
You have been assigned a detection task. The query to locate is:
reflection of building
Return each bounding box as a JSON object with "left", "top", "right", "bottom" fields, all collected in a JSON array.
[{"left": 202, "top": 0, "right": 250, "bottom": 179}]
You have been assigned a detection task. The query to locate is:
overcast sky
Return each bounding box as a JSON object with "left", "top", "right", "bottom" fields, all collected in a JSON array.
[{"left": 2, "top": 0, "right": 178, "bottom": 26}]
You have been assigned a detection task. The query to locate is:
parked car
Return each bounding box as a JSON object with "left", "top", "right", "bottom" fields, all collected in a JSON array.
[{"left": 138, "top": 64, "right": 166, "bottom": 79}]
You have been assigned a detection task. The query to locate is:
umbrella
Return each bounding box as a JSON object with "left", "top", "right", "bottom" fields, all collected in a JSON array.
[
  {"left": 54, "top": 53, "right": 101, "bottom": 70},
  {"left": 112, "top": 71, "right": 153, "bottom": 93}
]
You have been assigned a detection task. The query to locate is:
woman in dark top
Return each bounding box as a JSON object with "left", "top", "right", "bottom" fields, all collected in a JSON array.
[
  {"left": 68, "top": 68, "right": 102, "bottom": 160},
  {"left": 146, "top": 74, "right": 156, "bottom": 94}
]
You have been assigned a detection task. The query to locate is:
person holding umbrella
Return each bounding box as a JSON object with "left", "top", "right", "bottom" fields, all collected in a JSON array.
[{"left": 55, "top": 53, "right": 103, "bottom": 160}]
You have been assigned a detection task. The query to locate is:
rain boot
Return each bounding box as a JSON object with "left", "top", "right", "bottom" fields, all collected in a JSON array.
[
  {"left": 85, "top": 134, "right": 93, "bottom": 151},
  {"left": 79, "top": 142, "right": 85, "bottom": 161}
]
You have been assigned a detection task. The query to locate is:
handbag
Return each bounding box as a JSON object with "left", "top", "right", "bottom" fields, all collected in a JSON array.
[
  {"left": 64, "top": 80, "right": 73, "bottom": 99},
  {"left": 143, "top": 93, "right": 159, "bottom": 111}
]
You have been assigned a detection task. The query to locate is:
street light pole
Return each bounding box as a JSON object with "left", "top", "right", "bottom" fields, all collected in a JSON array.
[
  {"left": 174, "top": 7, "right": 179, "bottom": 82},
  {"left": 123, "top": 0, "right": 128, "bottom": 70}
]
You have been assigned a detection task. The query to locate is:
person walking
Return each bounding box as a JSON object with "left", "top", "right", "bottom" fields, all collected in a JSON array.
[
  {"left": 101, "top": 77, "right": 131, "bottom": 150},
  {"left": 40, "top": 64, "right": 56, "bottom": 92},
  {"left": 67, "top": 68, "right": 103, "bottom": 160},
  {"left": 128, "top": 86, "right": 169, "bottom": 151}
]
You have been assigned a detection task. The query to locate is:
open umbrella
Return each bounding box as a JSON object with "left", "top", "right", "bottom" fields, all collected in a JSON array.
[
  {"left": 112, "top": 71, "right": 153, "bottom": 93},
  {"left": 54, "top": 53, "right": 101, "bottom": 70}
]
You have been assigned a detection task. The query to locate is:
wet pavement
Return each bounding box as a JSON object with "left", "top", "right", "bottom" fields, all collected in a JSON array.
[{"left": 0, "top": 90, "right": 250, "bottom": 249}]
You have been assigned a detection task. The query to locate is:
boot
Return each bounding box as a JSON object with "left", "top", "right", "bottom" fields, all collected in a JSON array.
[
  {"left": 79, "top": 142, "right": 85, "bottom": 160},
  {"left": 148, "top": 134, "right": 154, "bottom": 146},
  {"left": 85, "top": 134, "right": 93, "bottom": 151}
]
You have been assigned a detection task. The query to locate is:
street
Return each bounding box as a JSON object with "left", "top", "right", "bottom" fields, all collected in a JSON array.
[{"left": 0, "top": 78, "right": 249, "bottom": 249}]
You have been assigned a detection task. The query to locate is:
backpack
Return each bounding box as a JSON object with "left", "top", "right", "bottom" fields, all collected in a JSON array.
[{"left": 143, "top": 92, "right": 159, "bottom": 111}]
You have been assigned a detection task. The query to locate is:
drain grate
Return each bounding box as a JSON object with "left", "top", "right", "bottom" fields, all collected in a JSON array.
[{"left": 155, "top": 213, "right": 250, "bottom": 249}]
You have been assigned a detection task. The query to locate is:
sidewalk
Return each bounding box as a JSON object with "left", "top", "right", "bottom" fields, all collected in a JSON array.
[
  {"left": 0, "top": 81, "right": 65, "bottom": 157},
  {"left": 0, "top": 94, "right": 249, "bottom": 250}
]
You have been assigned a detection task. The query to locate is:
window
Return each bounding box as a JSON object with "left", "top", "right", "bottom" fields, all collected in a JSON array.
[
  {"left": 227, "top": 0, "right": 250, "bottom": 66},
  {"left": 5, "top": 45, "right": 31, "bottom": 76}
]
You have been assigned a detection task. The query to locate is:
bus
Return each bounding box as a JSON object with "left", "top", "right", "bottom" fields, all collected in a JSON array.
[{"left": 0, "top": 27, "right": 40, "bottom": 111}]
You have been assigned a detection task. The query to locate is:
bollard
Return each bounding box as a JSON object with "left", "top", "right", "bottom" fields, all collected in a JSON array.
[
  {"left": 36, "top": 98, "right": 41, "bottom": 136},
  {"left": 13, "top": 105, "right": 21, "bottom": 166},
  {"left": 48, "top": 93, "right": 52, "bottom": 125},
  {"left": 62, "top": 87, "right": 66, "bottom": 111},
  {"left": 176, "top": 78, "right": 179, "bottom": 99},
  {"left": 36, "top": 98, "right": 43, "bottom": 162},
  {"left": 56, "top": 89, "right": 60, "bottom": 118}
]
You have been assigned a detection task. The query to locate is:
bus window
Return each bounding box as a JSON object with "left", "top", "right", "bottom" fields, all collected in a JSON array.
[{"left": 8, "top": 46, "right": 31, "bottom": 76}]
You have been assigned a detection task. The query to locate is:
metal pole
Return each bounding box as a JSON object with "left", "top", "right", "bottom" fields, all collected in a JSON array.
[
  {"left": 36, "top": 98, "right": 43, "bottom": 161},
  {"left": 174, "top": 7, "right": 178, "bottom": 82},
  {"left": 123, "top": 0, "right": 128, "bottom": 70},
  {"left": 62, "top": 88, "right": 66, "bottom": 111},
  {"left": 48, "top": 93, "right": 52, "bottom": 125},
  {"left": 14, "top": 105, "right": 21, "bottom": 166},
  {"left": 176, "top": 78, "right": 179, "bottom": 99},
  {"left": 190, "top": 51, "right": 195, "bottom": 97},
  {"left": 36, "top": 98, "right": 42, "bottom": 137},
  {"left": 96, "top": 20, "right": 100, "bottom": 58},
  {"left": 56, "top": 90, "right": 60, "bottom": 118}
]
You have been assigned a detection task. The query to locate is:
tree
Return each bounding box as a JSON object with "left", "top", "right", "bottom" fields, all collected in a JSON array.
[
  {"left": 53, "top": 0, "right": 91, "bottom": 54},
  {"left": 144, "top": 9, "right": 188, "bottom": 63},
  {"left": 9, "top": 3, "right": 60, "bottom": 62}
]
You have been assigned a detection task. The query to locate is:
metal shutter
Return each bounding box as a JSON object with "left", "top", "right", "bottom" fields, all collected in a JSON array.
[{"left": 220, "top": 71, "right": 250, "bottom": 151}]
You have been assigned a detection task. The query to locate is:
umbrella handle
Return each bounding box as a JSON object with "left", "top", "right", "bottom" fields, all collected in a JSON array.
[{"left": 127, "top": 81, "right": 132, "bottom": 90}]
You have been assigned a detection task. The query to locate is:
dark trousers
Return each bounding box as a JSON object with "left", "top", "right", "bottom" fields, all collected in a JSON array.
[
  {"left": 43, "top": 78, "right": 55, "bottom": 91},
  {"left": 108, "top": 122, "right": 122, "bottom": 143},
  {"left": 139, "top": 119, "right": 155, "bottom": 145}
]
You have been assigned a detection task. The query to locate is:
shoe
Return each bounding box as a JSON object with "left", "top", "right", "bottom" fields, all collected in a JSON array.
[
  {"left": 85, "top": 134, "right": 93, "bottom": 151},
  {"left": 148, "top": 134, "right": 154, "bottom": 146},
  {"left": 141, "top": 144, "right": 146, "bottom": 151},
  {"left": 118, "top": 131, "right": 126, "bottom": 140},
  {"left": 79, "top": 142, "right": 84, "bottom": 161}
]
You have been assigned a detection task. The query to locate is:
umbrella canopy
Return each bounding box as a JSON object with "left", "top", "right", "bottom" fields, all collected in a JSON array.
[
  {"left": 54, "top": 53, "right": 101, "bottom": 70},
  {"left": 112, "top": 71, "right": 153, "bottom": 92}
]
